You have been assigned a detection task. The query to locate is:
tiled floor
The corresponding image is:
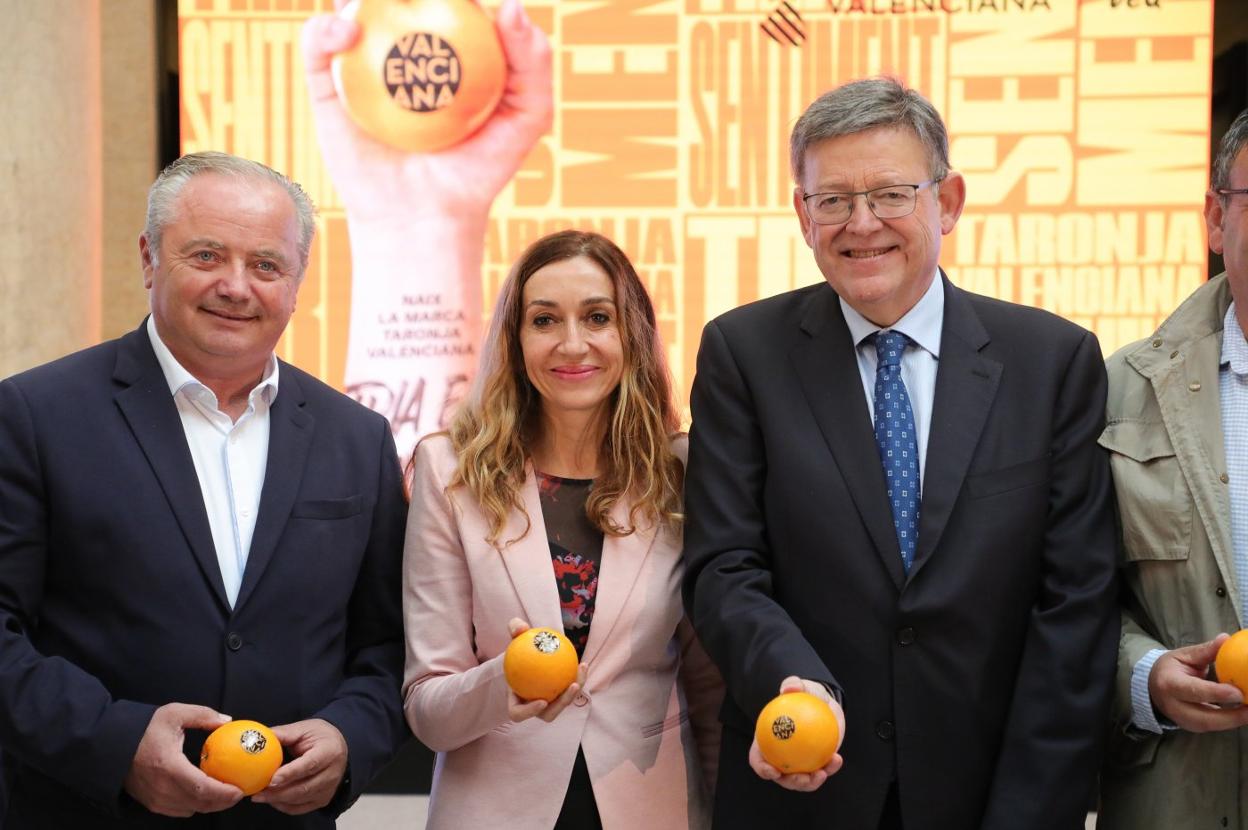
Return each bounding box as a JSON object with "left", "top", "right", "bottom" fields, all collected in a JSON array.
[
  {"left": 339, "top": 795, "right": 428, "bottom": 828},
  {"left": 339, "top": 796, "right": 1097, "bottom": 828}
]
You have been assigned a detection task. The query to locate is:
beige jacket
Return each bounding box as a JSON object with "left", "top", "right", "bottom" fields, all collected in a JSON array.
[
  {"left": 1098, "top": 274, "right": 1248, "bottom": 829},
  {"left": 401, "top": 434, "right": 722, "bottom": 830}
]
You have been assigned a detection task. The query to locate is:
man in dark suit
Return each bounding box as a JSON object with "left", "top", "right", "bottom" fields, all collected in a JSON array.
[
  {"left": 682, "top": 78, "right": 1118, "bottom": 829},
  {"left": 0, "top": 151, "right": 408, "bottom": 827}
]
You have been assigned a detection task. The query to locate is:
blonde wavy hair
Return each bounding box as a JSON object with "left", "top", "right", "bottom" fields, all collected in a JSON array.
[{"left": 446, "top": 230, "right": 683, "bottom": 546}]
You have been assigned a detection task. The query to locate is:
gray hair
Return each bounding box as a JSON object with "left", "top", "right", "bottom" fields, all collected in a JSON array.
[
  {"left": 790, "top": 77, "right": 951, "bottom": 186},
  {"left": 143, "top": 151, "right": 316, "bottom": 272},
  {"left": 1212, "top": 108, "right": 1248, "bottom": 191}
]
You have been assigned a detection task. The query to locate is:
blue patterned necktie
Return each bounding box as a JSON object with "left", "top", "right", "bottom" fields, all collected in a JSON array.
[{"left": 871, "top": 330, "right": 921, "bottom": 572}]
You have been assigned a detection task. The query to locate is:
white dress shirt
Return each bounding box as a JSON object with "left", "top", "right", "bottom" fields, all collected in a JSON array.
[
  {"left": 147, "top": 317, "right": 278, "bottom": 608},
  {"left": 839, "top": 271, "right": 944, "bottom": 488}
]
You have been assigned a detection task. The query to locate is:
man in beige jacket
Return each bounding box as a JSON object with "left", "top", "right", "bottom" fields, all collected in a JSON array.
[{"left": 1099, "top": 108, "right": 1248, "bottom": 828}]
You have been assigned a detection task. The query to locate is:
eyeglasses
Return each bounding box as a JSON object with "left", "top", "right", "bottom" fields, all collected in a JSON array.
[
  {"left": 1216, "top": 187, "right": 1248, "bottom": 200},
  {"left": 801, "top": 179, "right": 943, "bottom": 226}
]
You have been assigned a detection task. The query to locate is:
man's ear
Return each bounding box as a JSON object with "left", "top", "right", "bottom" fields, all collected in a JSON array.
[
  {"left": 937, "top": 171, "right": 967, "bottom": 235},
  {"left": 794, "top": 187, "right": 815, "bottom": 248},
  {"left": 139, "top": 234, "right": 155, "bottom": 289},
  {"left": 1206, "top": 190, "right": 1225, "bottom": 256}
]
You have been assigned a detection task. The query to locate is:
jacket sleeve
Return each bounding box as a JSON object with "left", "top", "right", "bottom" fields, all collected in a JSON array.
[
  {"left": 1103, "top": 444, "right": 1170, "bottom": 741},
  {"left": 676, "top": 615, "right": 724, "bottom": 795},
  {"left": 1100, "top": 417, "right": 1180, "bottom": 742},
  {"left": 979, "top": 331, "right": 1120, "bottom": 829},
  {"left": 314, "top": 416, "right": 411, "bottom": 811},
  {"left": 682, "top": 320, "right": 839, "bottom": 724},
  {"left": 669, "top": 430, "right": 724, "bottom": 793},
  {"left": 401, "top": 441, "right": 512, "bottom": 752},
  {"left": 0, "top": 378, "right": 156, "bottom": 813}
]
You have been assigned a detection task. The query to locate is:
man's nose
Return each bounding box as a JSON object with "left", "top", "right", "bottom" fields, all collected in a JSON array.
[
  {"left": 844, "top": 193, "right": 883, "bottom": 233},
  {"left": 215, "top": 261, "right": 250, "bottom": 299}
]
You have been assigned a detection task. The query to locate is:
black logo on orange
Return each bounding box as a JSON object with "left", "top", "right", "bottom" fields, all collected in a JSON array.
[
  {"left": 384, "top": 33, "right": 461, "bottom": 112},
  {"left": 239, "top": 730, "right": 267, "bottom": 754},
  {"left": 771, "top": 715, "right": 797, "bottom": 740},
  {"left": 533, "top": 631, "right": 561, "bottom": 654}
]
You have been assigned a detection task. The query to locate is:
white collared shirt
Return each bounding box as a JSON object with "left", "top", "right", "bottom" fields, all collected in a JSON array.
[
  {"left": 1220, "top": 302, "right": 1248, "bottom": 627},
  {"left": 839, "top": 271, "right": 944, "bottom": 488},
  {"left": 147, "top": 316, "right": 278, "bottom": 608}
]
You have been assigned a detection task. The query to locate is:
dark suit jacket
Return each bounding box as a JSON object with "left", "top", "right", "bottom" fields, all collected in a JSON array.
[
  {"left": 683, "top": 275, "right": 1118, "bottom": 830},
  {"left": 0, "top": 322, "right": 409, "bottom": 828}
]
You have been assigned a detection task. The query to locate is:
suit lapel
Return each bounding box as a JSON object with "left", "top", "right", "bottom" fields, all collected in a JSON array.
[
  {"left": 500, "top": 466, "right": 565, "bottom": 630},
  {"left": 113, "top": 324, "right": 230, "bottom": 610},
  {"left": 789, "top": 287, "right": 906, "bottom": 589},
  {"left": 581, "top": 501, "right": 657, "bottom": 665},
  {"left": 235, "top": 365, "right": 313, "bottom": 611},
  {"left": 908, "top": 277, "right": 1001, "bottom": 582}
]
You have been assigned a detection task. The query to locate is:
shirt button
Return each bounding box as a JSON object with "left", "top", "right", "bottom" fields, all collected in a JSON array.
[
  {"left": 897, "top": 627, "right": 916, "bottom": 646},
  {"left": 226, "top": 632, "right": 243, "bottom": 651},
  {"left": 574, "top": 693, "right": 589, "bottom": 707},
  {"left": 875, "top": 720, "right": 895, "bottom": 741}
]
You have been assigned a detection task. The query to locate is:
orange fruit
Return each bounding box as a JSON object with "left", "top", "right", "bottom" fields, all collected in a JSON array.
[
  {"left": 754, "top": 692, "right": 840, "bottom": 774},
  {"left": 503, "top": 627, "right": 578, "bottom": 702},
  {"left": 1216, "top": 630, "right": 1248, "bottom": 697},
  {"left": 200, "top": 720, "right": 283, "bottom": 796},
  {"left": 332, "top": 0, "right": 506, "bottom": 152}
]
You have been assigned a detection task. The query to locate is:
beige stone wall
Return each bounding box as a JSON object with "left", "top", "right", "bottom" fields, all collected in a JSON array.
[
  {"left": 0, "top": 0, "right": 157, "bottom": 379},
  {"left": 101, "top": 1, "right": 160, "bottom": 342}
]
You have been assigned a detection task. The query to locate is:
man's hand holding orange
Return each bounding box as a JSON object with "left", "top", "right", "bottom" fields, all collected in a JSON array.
[{"left": 748, "top": 676, "right": 845, "bottom": 793}]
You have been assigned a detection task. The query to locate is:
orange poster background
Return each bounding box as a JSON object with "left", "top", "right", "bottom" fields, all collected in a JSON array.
[{"left": 178, "top": 0, "right": 1213, "bottom": 423}]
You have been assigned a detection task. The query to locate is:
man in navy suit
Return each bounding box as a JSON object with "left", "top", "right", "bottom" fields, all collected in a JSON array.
[
  {"left": 683, "top": 78, "right": 1118, "bottom": 829},
  {"left": 0, "top": 152, "right": 408, "bottom": 827}
]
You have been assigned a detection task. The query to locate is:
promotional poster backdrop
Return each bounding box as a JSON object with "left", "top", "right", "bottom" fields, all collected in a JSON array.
[{"left": 179, "top": 0, "right": 1214, "bottom": 456}]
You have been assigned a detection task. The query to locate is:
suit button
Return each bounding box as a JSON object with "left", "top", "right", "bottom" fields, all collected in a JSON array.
[
  {"left": 1217, "top": 586, "right": 1228, "bottom": 598},
  {"left": 875, "top": 720, "right": 895, "bottom": 741},
  {"left": 573, "top": 693, "right": 589, "bottom": 707},
  {"left": 226, "top": 632, "right": 243, "bottom": 651},
  {"left": 897, "top": 627, "right": 916, "bottom": 646}
]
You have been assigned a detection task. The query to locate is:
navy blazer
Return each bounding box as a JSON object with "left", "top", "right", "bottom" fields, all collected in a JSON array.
[
  {"left": 0, "top": 322, "right": 409, "bottom": 828},
  {"left": 683, "top": 275, "right": 1118, "bottom": 830}
]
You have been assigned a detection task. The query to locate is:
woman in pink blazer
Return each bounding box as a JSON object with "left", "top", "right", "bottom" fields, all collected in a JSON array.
[{"left": 402, "top": 230, "right": 722, "bottom": 829}]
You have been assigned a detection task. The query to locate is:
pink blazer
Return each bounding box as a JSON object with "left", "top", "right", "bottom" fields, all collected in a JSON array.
[{"left": 402, "top": 434, "right": 722, "bottom": 830}]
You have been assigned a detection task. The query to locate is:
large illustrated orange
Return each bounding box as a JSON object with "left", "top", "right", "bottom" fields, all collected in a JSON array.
[
  {"left": 754, "top": 692, "right": 840, "bottom": 774},
  {"left": 333, "top": 0, "right": 506, "bottom": 152},
  {"left": 504, "top": 626, "right": 578, "bottom": 702},
  {"left": 200, "top": 720, "right": 283, "bottom": 796}
]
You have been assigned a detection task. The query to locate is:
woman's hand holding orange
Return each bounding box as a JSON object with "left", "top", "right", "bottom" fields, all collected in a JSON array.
[{"left": 505, "top": 617, "right": 587, "bottom": 723}]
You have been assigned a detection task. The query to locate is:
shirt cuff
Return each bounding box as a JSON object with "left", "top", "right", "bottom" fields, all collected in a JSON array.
[
  {"left": 815, "top": 680, "right": 843, "bottom": 706},
  {"left": 1130, "top": 648, "right": 1178, "bottom": 734}
]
